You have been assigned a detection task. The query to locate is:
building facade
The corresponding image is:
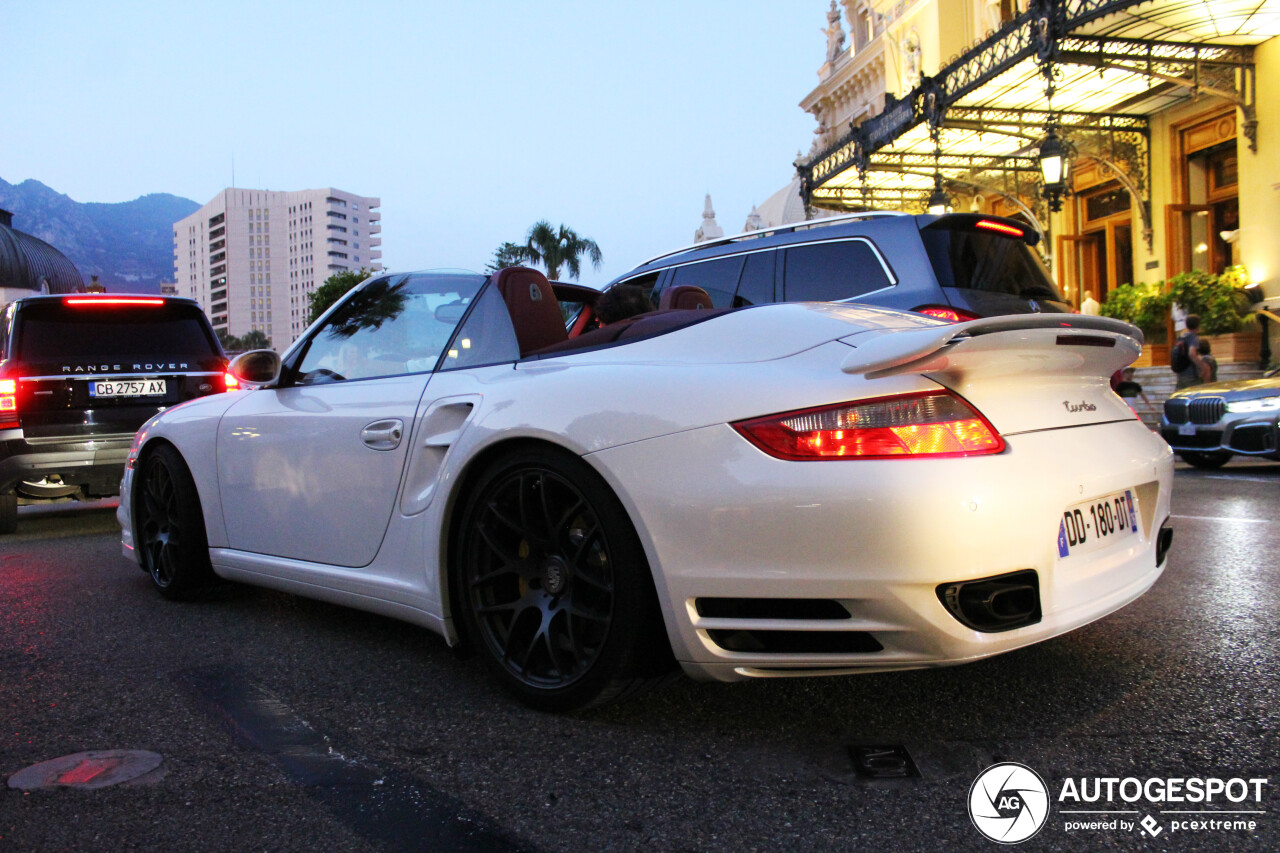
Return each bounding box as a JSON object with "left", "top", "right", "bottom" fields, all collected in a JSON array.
[
  {"left": 797, "top": 0, "right": 1280, "bottom": 356},
  {"left": 173, "top": 187, "right": 382, "bottom": 349}
]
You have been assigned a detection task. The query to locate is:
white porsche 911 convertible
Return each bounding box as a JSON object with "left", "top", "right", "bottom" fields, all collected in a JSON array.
[{"left": 119, "top": 266, "right": 1174, "bottom": 711}]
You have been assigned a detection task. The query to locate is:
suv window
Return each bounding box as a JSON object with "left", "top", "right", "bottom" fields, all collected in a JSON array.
[
  {"left": 13, "top": 301, "right": 221, "bottom": 363},
  {"left": 621, "top": 271, "right": 660, "bottom": 298},
  {"left": 669, "top": 256, "right": 745, "bottom": 308},
  {"left": 922, "top": 229, "right": 1062, "bottom": 301},
  {"left": 0, "top": 303, "right": 13, "bottom": 361},
  {"left": 783, "top": 240, "right": 893, "bottom": 302},
  {"left": 734, "top": 252, "right": 775, "bottom": 306}
]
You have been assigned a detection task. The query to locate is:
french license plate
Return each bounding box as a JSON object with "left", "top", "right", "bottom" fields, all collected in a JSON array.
[
  {"left": 88, "top": 379, "right": 167, "bottom": 398},
  {"left": 1057, "top": 489, "right": 1140, "bottom": 559}
]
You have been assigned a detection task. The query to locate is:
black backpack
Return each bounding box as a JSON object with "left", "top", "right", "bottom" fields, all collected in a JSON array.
[{"left": 1170, "top": 337, "right": 1191, "bottom": 373}]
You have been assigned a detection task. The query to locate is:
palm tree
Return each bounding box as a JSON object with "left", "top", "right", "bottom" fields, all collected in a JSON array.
[
  {"left": 485, "top": 241, "right": 526, "bottom": 274},
  {"left": 516, "top": 221, "right": 603, "bottom": 281}
]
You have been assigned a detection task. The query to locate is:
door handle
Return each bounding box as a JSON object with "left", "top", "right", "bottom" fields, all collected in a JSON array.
[{"left": 360, "top": 418, "right": 404, "bottom": 451}]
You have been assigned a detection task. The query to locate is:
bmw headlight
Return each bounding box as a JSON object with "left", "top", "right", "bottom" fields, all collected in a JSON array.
[{"left": 1226, "top": 396, "right": 1280, "bottom": 414}]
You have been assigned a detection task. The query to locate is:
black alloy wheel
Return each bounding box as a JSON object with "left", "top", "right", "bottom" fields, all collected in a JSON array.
[
  {"left": 456, "top": 448, "right": 671, "bottom": 711},
  {"left": 1179, "top": 450, "right": 1233, "bottom": 469},
  {"left": 137, "top": 444, "right": 214, "bottom": 600}
]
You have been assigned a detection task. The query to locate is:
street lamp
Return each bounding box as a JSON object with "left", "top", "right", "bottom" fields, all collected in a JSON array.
[
  {"left": 1038, "top": 127, "right": 1070, "bottom": 212},
  {"left": 926, "top": 173, "right": 950, "bottom": 215}
]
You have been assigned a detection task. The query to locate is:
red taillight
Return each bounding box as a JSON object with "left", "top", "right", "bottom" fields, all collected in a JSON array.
[
  {"left": 975, "top": 219, "right": 1026, "bottom": 239},
  {"left": 733, "top": 392, "right": 1005, "bottom": 460},
  {"left": 223, "top": 372, "right": 240, "bottom": 392},
  {"left": 63, "top": 296, "right": 165, "bottom": 307},
  {"left": 0, "top": 378, "right": 18, "bottom": 428},
  {"left": 914, "top": 305, "right": 980, "bottom": 323}
]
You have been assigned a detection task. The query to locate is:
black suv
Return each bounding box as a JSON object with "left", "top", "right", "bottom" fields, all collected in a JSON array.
[
  {"left": 604, "top": 211, "right": 1070, "bottom": 321},
  {"left": 0, "top": 294, "right": 233, "bottom": 533}
]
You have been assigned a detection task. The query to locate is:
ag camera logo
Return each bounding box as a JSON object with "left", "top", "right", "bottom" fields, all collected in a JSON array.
[{"left": 969, "top": 763, "right": 1050, "bottom": 844}]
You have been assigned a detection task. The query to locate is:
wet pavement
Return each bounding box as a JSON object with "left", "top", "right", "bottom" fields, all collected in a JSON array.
[{"left": 1, "top": 460, "right": 1277, "bottom": 851}]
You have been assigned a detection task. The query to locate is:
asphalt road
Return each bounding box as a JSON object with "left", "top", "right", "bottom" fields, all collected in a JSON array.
[{"left": 1, "top": 460, "right": 1277, "bottom": 852}]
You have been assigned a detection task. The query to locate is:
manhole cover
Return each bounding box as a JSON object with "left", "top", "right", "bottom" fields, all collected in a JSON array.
[
  {"left": 7, "top": 750, "right": 164, "bottom": 790},
  {"left": 848, "top": 744, "right": 920, "bottom": 780}
]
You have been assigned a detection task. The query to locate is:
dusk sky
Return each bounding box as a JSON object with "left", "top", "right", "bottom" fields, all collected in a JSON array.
[{"left": 2, "top": 1, "right": 826, "bottom": 288}]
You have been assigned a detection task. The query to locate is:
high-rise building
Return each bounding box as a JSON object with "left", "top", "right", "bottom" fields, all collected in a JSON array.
[{"left": 173, "top": 187, "right": 382, "bottom": 350}]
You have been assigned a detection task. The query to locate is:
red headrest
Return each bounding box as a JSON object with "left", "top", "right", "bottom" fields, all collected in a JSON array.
[
  {"left": 494, "top": 267, "right": 567, "bottom": 356},
  {"left": 658, "top": 285, "right": 714, "bottom": 311}
]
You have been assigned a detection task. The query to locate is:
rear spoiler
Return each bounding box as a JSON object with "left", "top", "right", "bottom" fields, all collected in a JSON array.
[{"left": 841, "top": 314, "right": 1143, "bottom": 379}]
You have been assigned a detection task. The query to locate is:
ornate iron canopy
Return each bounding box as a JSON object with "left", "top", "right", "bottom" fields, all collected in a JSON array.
[{"left": 799, "top": 0, "right": 1273, "bottom": 229}]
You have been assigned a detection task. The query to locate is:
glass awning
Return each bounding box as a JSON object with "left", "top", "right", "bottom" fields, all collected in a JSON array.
[
  {"left": 1074, "top": 0, "right": 1280, "bottom": 43},
  {"left": 802, "top": 0, "right": 1280, "bottom": 223}
]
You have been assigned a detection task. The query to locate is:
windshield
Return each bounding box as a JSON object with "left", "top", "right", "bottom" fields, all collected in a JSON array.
[
  {"left": 922, "top": 229, "right": 1063, "bottom": 302},
  {"left": 294, "top": 271, "right": 488, "bottom": 383}
]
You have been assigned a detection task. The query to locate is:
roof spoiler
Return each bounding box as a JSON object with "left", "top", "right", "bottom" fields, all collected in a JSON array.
[
  {"left": 922, "top": 213, "right": 1040, "bottom": 246},
  {"left": 841, "top": 314, "right": 1142, "bottom": 379}
]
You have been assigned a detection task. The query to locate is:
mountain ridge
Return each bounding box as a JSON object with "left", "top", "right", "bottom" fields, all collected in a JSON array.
[{"left": 0, "top": 177, "right": 199, "bottom": 293}]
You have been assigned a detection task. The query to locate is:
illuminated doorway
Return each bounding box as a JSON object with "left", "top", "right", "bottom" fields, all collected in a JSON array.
[
  {"left": 1168, "top": 112, "right": 1239, "bottom": 277},
  {"left": 1058, "top": 178, "right": 1133, "bottom": 310}
]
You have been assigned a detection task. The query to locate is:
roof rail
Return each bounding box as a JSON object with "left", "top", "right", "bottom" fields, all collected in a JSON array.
[{"left": 635, "top": 210, "right": 911, "bottom": 268}]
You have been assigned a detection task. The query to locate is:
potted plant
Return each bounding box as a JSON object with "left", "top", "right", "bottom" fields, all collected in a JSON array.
[
  {"left": 1168, "top": 266, "right": 1260, "bottom": 363},
  {"left": 1100, "top": 281, "right": 1172, "bottom": 366}
]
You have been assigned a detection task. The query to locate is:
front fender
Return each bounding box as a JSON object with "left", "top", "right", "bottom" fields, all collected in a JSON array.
[{"left": 133, "top": 391, "right": 245, "bottom": 549}]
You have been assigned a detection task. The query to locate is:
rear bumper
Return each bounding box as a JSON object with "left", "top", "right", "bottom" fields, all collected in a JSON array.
[
  {"left": 589, "top": 419, "right": 1174, "bottom": 682},
  {"left": 0, "top": 430, "right": 133, "bottom": 498}
]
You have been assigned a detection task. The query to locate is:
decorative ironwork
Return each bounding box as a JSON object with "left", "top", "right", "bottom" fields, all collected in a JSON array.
[
  {"left": 921, "top": 76, "right": 947, "bottom": 129},
  {"left": 812, "top": 186, "right": 940, "bottom": 213},
  {"left": 943, "top": 107, "right": 1147, "bottom": 141},
  {"left": 796, "top": 0, "right": 1262, "bottom": 201},
  {"left": 1057, "top": 35, "right": 1257, "bottom": 151},
  {"left": 864, "top": 151, "right": 1041, "bottom": 174},
  {"left": 807, "top": 132, "right": 867, "bottom": 186}
]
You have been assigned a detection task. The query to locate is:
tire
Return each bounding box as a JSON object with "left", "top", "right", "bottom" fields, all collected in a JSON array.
[
  {"left": 454, "top": 447, "right": 673, "bottom": 712},
  {"left": 135, "top": 444, "right": 214, "bottom": 599},
  {"left": 1179, "top": 450, "right": 1232, "bottom": 469},
  {"left": 0, "top": 492, "right": 16, "bottom": 535}
]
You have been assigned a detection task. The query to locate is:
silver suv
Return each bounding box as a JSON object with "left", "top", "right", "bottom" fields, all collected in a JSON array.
[{"left": 605, "top": 211, "right": 1070, "bottom": 321}]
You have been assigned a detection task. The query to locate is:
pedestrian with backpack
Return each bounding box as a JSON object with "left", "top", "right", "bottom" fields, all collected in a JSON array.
[{"left": 1171, "top": 313, "right": 1210, "bottom": 389}]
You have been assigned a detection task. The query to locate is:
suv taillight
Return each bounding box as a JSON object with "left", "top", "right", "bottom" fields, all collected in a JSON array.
[
  {"left": 914, "top": 305, "right": 980, "bottom": 323},
  {"left": 974, "top": 219, "right": 1027, "bottom": 239},
  {"left": 733, "top": 391, "right": 1005, "bottom": 460},
  {"left": 222, "top": 372, "right": 240, "bottom": 392},
  {"left": 0, "top": 378, "right": 18, "bottom": 429}
]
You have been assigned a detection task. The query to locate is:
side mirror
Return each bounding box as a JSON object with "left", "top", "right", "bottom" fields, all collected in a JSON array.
[{"left": 229, "top": 349, "right": 282, "bottom": 388}]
